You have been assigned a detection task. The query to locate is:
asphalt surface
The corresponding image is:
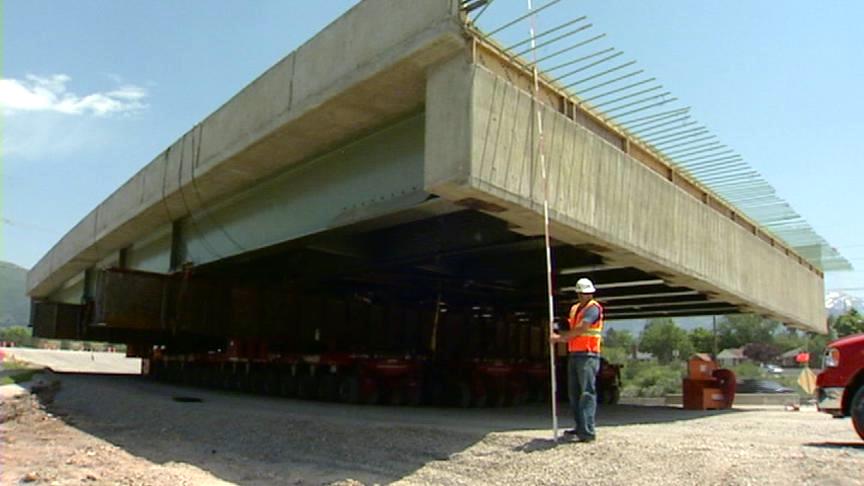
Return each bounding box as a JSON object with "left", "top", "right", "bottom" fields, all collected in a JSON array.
[{"left": 0, "top": 347, "right": 141, "bottom": 374}]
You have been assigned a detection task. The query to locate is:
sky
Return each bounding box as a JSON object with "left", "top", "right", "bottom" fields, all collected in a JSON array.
[{"left": 2, "top": 0, "right": 863, "bottom": 298}]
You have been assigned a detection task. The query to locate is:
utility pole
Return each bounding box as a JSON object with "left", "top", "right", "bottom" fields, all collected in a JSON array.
[{"left": 712, "top": 315, "right": 718, "bottom": 360}]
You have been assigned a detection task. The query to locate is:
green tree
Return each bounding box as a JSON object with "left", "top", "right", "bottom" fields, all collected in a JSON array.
[
  {"left": 742, "top": 342, "right": 781, "bottom": 363},
  {"left": 0, "top": 326, "right": 32, "bottom": 346},
  {"left": 774, "top": 328, "right": 806, "bottom": 353},
  {"left": 833, "top": 308, "right": 864, "bottom": 338},
  {"left": 717, "top": 314, "right": 779, "bottom": 349},
  {"left": 639, "top": 318, "right": 693, "bottom": 364},
  {"left": 688, "top": 327, "right": 715, "bottom": 354},
  {"left": 605, "top": 328, "right": 635, "bottom": 350},
  {"left": 602, "top": 346, "right": 629, "bottom": 365}
]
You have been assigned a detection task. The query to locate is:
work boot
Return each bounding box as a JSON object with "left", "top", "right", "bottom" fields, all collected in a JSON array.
[{"left": 562, "top": 429, "right": 595, "bottom": 442}]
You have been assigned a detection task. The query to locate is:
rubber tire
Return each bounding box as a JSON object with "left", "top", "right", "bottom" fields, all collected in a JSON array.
[
  {"left": 609, "top": 387, "right": 620, "bottom": 405},
  {"left": 339, "top": 376, "right": 361, "bottom": 404},
  {"left": 455, "top": 383, "right": 472, "bottom": 408},
  {"left": 852, "top": 386, "right": 864, "bottom": 441},
  {"left": 297, "top": 375, "right": 319, "bottom": 400},
  {"left": 264, "top": 370, "right": 281, "bottom": 395},
  {"left": 362, "top": 382, "right": 380, "bottom": 405},
  {"left": 280, "top": 373, "right": 297, "bottom": 397},
  {"left": 389, "top": 388, "right": 405, "bottom": 406},
  {"left": 599, "top": 388, "right": 612, "bottom": 405},
  {"left": 319, "top": 374, "right": 341, "bottom": 402},
  {"left": 405, "top": 386, "right": 423, "bottom": 406}
]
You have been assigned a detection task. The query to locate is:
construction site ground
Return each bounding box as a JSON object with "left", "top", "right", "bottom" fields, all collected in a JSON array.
[{"left": 0, "top": 352, "right": 862, "bottom": 485}]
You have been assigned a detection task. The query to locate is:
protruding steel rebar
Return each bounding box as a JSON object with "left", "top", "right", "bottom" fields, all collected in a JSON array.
[
  {"left": 635, "top": 118, "right": 696, "bottom": 138},
  {"left": 667, "top": 143, "right": 727, "bottom": 158},
  {"left": 602, "top": 91, "right": 673, "bottom": 114},
  {"left": 579, "top": 77, "right": 657, "bottom": 103},
  {"left": 653, "top": 131, "right": 712, "bottom": 146},
  {"left": 505, "top": 16, "right": 587, "bottom": 51},
  {"left": 463, "top": 0, "right": 491, "bottom": 14},
  {"left": 676, "top": 150, "right": 737, "bottom": 165},
  {"left": 643, "top": 126, "right": 706, "bottom": 144},
  {"left": 552, "top": 52, "right": 623, "bottom": 83},
  {"left": 678, "top": 153, "right": 741, "bottom": 167},
  {"left": 575, "top": 70, "right": 644, "bottom": 97},
  {"left": 546, "top": 48, "right": 615, "bottom": 73},
  {"left": 699, "top": 171, "right": 760, "bottom": 184},
  {"left": 655, "top": 134, "right": 716, "bottom": 152},
  {"left": 534, "top": 34, "right": 607, "bottom": 64},
  {"left": 590, "top": 85, "right": 664, "bottom": 109},
  {"left": 710, "top": 179, "right": 764, "bottom": 189},
  {"left": 487, "top": 0, "right": 562, "bottom": 36},
  {"left": 513, "top": 23, "right": 593, "bottom": 58},
  {"left": 617, "top": 107, "right": 690, "bottom": 127},
  {"left": 688, "top": 163, "right": 751, "bottom": 178},
  {"left": 665, "top": 142, "right": 725, "bottom": 158},
  {"left": 605, "top": 97, "right": 678, "bottom": 120},
  {"left": 564, "top": 60, "right": 637, "bottom": 88},
  {"left": 472, "top": 0, "right": 495, "bottom": 21}
]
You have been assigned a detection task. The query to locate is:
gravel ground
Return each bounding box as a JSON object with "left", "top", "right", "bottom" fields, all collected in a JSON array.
[
  {"left": 1, "top": 381, "right": 229, "bottom": 485},
  {"left": 3, "top": 373, "right": 862, "bottom": 485}
]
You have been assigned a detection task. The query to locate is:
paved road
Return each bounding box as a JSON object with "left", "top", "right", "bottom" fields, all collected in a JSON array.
[{"left": 0, "top": 347, "right": 141, "bottom": 374}]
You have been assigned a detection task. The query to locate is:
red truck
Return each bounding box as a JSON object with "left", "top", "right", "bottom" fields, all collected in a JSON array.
[{"left": 816, "top": 333, "right": 864, "bottom": 440}]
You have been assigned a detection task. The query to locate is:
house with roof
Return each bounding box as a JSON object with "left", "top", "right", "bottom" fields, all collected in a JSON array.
[{"left": 717, "top": 347, "right": 749, "bottom": 367}]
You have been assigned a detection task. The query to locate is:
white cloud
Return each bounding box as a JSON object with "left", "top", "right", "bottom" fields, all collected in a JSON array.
[{"left": 0, "top": 74, "right": 148, "bottom": 116}]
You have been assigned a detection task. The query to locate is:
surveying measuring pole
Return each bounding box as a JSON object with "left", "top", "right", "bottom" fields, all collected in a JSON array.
[{"left": 527, "top": 0, "right": 559, "bottom": 442}]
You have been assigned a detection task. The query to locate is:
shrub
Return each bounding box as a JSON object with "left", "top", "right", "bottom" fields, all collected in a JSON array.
[
  {"left": 729, "top": 362, "right": 762, "bottom": 379},
  {"left": 621, "top": 361, "right": 684, "bottom": 397}
]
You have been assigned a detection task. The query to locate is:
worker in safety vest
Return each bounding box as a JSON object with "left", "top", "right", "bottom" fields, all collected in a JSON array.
[{"left": 550, "top": 277, "right": 604, "bottom": 442}]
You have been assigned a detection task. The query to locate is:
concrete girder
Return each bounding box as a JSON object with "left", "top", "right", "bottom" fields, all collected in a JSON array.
[
  {"left": 424, "top": 55, "right": 825, "bottom": 332},
  {"left": 27, "top": 0, "right": 465, "bottom": 299}
]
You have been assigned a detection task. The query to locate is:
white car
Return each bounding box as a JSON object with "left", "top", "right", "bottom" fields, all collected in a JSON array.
[{"left": 763, "top": 364, "right": 784, "bottom": 375}]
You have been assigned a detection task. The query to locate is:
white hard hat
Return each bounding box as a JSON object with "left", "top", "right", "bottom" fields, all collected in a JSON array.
[{"left": 575, "top": 278, "right": 596, "bottom": 294}]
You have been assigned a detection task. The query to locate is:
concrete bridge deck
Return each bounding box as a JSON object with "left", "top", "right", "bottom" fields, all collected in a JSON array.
[{"left": 28, "top": 0, "right": 825, "bottom": 333}]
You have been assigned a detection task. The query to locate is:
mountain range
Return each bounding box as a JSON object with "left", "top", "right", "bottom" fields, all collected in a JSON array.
[
  {"left": 825, "top": 291, "right": 864, "bottom": 317},
  {"left": 0, "top": 261, "right": 29, "bottom": 327}
]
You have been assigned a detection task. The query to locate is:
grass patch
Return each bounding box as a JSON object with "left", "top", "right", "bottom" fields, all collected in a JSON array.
[
  {"left": 0, "top": 369, "right": 40, "bottom": 386},
  {"left": 0, "top": 359, "right": 30, "bottom": 370}
]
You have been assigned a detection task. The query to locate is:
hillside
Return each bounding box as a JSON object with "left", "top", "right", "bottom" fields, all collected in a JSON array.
[{"left": 0, "top": 261, "right": 30, "bottom": 327}]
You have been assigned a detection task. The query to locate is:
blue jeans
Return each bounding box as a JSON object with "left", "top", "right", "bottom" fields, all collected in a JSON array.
[{"left": 567, "top": 353, "right": 600, "bottom": 439}]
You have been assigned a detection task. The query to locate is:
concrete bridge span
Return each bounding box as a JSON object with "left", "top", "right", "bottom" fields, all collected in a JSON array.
[{"left": 28, "top": 0, "right": 826, "bottom": 355}]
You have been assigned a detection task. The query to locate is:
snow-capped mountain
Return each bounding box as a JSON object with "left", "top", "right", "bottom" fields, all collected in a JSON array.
[{"left": 825, "top": 291, "right": 864, "bottom": 317}]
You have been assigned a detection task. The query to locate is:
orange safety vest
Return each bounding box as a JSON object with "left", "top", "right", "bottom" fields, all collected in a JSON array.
[{"left": 567, "top": 299, "right": 604, "bottom": 354}]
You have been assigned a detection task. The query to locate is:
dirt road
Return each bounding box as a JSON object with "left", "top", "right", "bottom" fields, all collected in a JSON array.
[{"left": 2, "top": 373, "right": 862, "bottom": 485}]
